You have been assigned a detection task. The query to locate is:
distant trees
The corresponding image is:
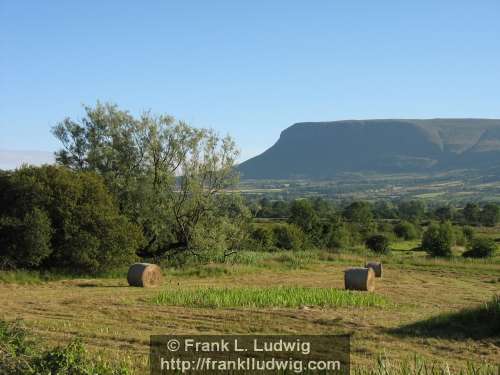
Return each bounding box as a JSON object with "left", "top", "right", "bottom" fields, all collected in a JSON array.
[
  {"left": 463, "top": 203, "right": 481, "bottom": 224},
  {"left": 365, "top": 234, "right": 390, "bottom": 254},
  {"left": 342, "top": 201, "right": 373, "bottom": 224},
  {"left": 52, "top": 103, "right": 241, "bottom": 259},
  {"left": 463, "top": 238, "right": 497, "bottom": 258},
  {"left": 422, "top": 221, "right": 454, "bottom": 257},
  {"left": 0, "top": 166, "right": 142, "bottom": 273},
  {"left": 479, "top": 203, "right": 500, "bottom": 227},
  {"left": 397, "top": 200, "right": 425, "bottom": 222},
  {"left": 393, "top": 221, "right": 419, "bottom": 240}
]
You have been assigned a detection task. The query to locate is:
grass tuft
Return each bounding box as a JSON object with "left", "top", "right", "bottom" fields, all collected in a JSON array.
[{"left": 153, "top": 286, "right": 389, "bottom": 309}]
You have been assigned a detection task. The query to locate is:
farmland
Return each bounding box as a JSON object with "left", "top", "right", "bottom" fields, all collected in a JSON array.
[{"left": 1, "top": 243, "right": 499, "bottom": 374}]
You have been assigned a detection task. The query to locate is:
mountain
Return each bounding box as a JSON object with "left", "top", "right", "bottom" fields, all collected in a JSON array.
[{"left": 238, "top": 119, "right": 500, "bottom": 179}]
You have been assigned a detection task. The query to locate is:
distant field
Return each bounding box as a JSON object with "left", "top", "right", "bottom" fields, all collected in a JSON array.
[
  {"left": 237, "top": 170, "right": 500, "bottom": 203},
  {"left": 1, "top": 243, "right": 499, "bottom": 374}
]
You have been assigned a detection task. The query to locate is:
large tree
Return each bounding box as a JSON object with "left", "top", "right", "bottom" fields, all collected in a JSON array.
[{"left": 53, "top": 103, "right": 241, "bottom": 258}]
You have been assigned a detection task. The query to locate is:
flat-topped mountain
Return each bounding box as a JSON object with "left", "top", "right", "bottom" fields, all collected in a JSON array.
[{"left": 238, "top": 119, "right": 500, "bottom": 179}]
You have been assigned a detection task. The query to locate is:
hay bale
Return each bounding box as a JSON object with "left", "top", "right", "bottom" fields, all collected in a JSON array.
[
  {"left": 365, "top": 262, "right": 383, "bottom": 277},
  {"left": 344, "top": 267, "right": 375, "bottom": 292},
  {"left": 127, "top": 263, "right": 163, "bottom": 287}
]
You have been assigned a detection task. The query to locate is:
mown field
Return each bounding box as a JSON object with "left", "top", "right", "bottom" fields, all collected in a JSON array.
[{"left": 1, "top": 242, "right": 499, "bottom": 374}]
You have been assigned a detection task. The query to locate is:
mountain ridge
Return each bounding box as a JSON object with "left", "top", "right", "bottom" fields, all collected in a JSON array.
[{"left": 238, "top": 119, "right": 500, "bottom": 179}]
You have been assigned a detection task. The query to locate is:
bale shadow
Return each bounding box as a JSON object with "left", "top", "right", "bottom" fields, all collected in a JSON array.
[
  {"left": 75, "top": 282, "right": 128, "bottom": 288},
  {"left": 388, "top": 296, "right": 500, "bottom": 341}
]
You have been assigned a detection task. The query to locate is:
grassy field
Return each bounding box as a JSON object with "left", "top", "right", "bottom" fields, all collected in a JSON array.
[{"left": 0, "top": 246, "right": 499, "bottom": 374}]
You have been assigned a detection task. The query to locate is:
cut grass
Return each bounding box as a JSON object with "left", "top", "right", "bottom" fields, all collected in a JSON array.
[
  {"left": 153, "top": 286, "right": 389, "bottom": 309},
  {"left": 392, "top": 295, "right": 500, "bottom": 340}
]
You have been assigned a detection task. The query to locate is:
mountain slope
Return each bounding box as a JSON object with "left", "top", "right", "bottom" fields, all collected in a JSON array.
[{"left": 238, "top": 119, "right": 500, "bottom": 179}]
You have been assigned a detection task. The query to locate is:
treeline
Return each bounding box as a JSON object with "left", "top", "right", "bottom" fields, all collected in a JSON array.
[
  {"left": 251, "top": 197, "right": 500, "bottom": 227},
  {"left": 246, "top": 198, "right": 498, "bottom": 258}
]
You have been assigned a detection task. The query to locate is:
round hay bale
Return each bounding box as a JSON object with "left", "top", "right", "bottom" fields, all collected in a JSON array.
[
  {"left": 127, "top": 263, "right": 163, "bottom": 288},
  {"left": 365, "top": 262, "right": 383, "bottom": 278},
  {"left": 344, "top": 267, "right": 375, "bottom": 292}
]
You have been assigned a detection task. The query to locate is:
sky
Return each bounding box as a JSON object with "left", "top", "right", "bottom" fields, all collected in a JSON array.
[{"left": 1, "top": 1, "right": 500, "bottom": 168}]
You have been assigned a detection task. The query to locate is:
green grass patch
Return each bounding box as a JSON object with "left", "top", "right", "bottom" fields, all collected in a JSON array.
[{"left": 153, "top": 286, "right": 389, "bottom": 309}]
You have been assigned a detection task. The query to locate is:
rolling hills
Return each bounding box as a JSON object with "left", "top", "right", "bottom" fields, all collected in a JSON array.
[{"left": 238, "top": 119, "right": 500, "bottom": 179}]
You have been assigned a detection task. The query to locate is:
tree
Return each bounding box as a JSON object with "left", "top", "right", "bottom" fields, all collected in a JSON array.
[
  {"left": 398, "top": 200, "right": 425, "bottom": 222},
  {"left": 462, "top": 238, "right": 497, "bottom": 258},
  {"left": 393, "top": 221, "right": 419, "bottom": 240},
  {"left": 272, "top": 224, "right": 305, "bottom": 250},
  {"left": 480, "top": 203, "right": 500, "bottom": 227},
  {"left": 365, "top": 234, "right": 390, "bottom": 254},
  {"left": 288, "top": 200, "right": 321, "bottom": 242},
  {"left": 342, "top": 201, "right": 373, "bottom": 224},
  {"left": 52, "top": 103, "right": 240, "bottom": 259},
  {"left": 433, "top": 206, "right": 455, "bottom": 222},
  {"left": 325, "top": 222, "right": 352, "bottom": 250},
  {"left": 463, "top": 203, "right": 480, "bottom": 224},
  {"left": 251, "top": 226, "right": 275, "bottom": 250},
  {"left": 0, "top": 166, "right": 142, "bottom": 273},
  {"left": 421, "top": 221, "right": 454, "bottom": 257}
]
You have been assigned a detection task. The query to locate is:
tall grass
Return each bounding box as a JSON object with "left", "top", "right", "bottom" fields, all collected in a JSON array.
[{"left": 153, "top": 286, "right": 389, "bottom": 309}]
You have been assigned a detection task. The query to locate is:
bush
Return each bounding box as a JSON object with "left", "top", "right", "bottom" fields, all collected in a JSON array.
[
  {"left": 0, "top": 166, "right": 143, "bottom": 274},
  {"left": 480, "top": 203, "right": 500, "bottom": 227},
  {"left": 365, "top": 234, "right": 390, "bottom": 254},
  {"left": 272, "top": 224, "right": 305, "bottom": 250},
  {"left": 325, "top": 223, "right": 352, "bottom": 250},
  {"left": 463, "top": 238, "right": 497, "bottom": 258},
  {"left": 0, "top": 320, "right": 130, "bottom": 375},
  {"left": 393, "top": 221, "right": 419, "bottom": 240},
  {"left": 250, "top": 226, "right": 275, "bottom": 250},
  {"left": 462, "top": 226, "right": 475, "bottom": 242},
  {"left": 421, "top": 221, "right": 454, "bottom": 257}
]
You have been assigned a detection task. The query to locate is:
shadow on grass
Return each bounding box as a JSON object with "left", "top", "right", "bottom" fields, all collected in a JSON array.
[{"left": 389, "top": 295, "right": 499, "bottom": 340}]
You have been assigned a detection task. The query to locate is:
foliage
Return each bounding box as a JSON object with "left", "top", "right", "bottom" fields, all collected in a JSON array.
[
  {"left": 325, "top": 222, "right": 352, "bottom": 249},
  {"left": 0, "top": 166, "right": 142, "bottom": 273},
  {"left": 342, "top": 201, "right": 373, "bottom": 224},
  {"left": 288, "top": 199, "right": 322, "bottom": 244},
  {"left": 433, "top": 205, "right": 455, "bottom": 222},
  {"left": 365, "top": 234, "right": 390, "bottom": 254},
  {"left": 250, "top": 226, "right": 275, "bottom": 250},
  {"left": 463, "top": 202, "right": 481, "bottom": 224},
  {"left": 422, "top": 221, "right": 454, "bottom": 257},
  {"left": 0, "top": 320, "right": 131, "bottom": 375},
  {"left": 397, "top": 200, "right": 425, "bottom": 222},
  {"left": 479, "top": 203, "right": 500, "bottom": 227},
  {"left": 272, "top": 223, "right": 305, "bottom": 250},
  {"left": 393, "top": 220, "right": 419, "bottom": 240},
  {"left": 52, "top": 102, "right": 240, "bottom": 259},
  {"left": 463, "top": 238, "right": 497, "bottom": 258}
]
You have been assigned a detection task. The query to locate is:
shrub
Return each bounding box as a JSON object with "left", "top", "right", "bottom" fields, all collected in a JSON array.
[
  {"left": 365, "top": 234, "right": 390, "bottom": 254},
  {"left": 421, "top": 221, "right": 454, "bottom": 257},
  {"left": 462, "top": 226, "right": 475, "bottom": 242},
  {"left": 0, "top": 319, "right": 130, "bottom": 375},
  {"left": 326, "top": 223, "right": 352, "bottom": 250},
  {"left": 272, "top": 224, "right": 305, "bottom": 250},
  {"left": 480, "top": 203, "right": 500, "bottom": 227},
  {"left": 250, "top": 226, "right": 275, "bottom": 250},
  {"left": 0, "top": 166, "right": 143, "bottom": 273},
  {"left": 463, "top": 238, "right": 497, "bottom": 258},
  {"left": 393, "top": 221, "right": 419, "bottom": 240}
]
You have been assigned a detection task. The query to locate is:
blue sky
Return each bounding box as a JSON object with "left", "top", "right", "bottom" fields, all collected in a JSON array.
[{"left": 1, "top": 1, "right": 499, "bottom": 167}]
